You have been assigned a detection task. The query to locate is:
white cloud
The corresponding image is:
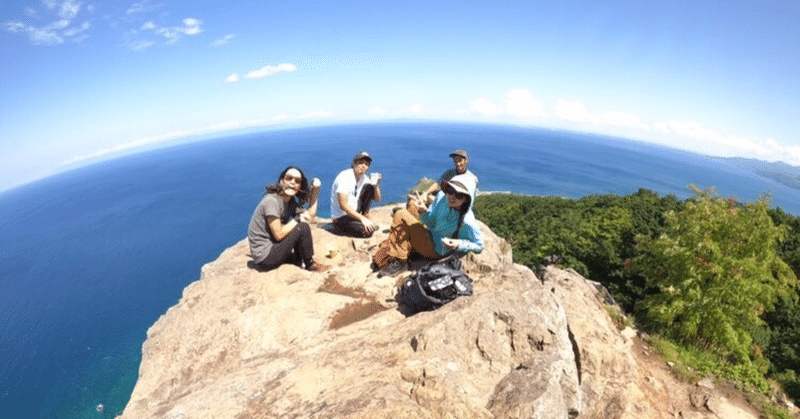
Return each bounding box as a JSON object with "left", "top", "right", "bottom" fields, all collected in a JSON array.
[
  {"left": 181, "top": 18, "right": 202, "bottom": 35},
  {"left": 5, "top": 21, "right": 26, "bottom": 32},
  {"left": 553, "top": 99, "right": 649, "bottom": 130},
  {"left": 63, "top": 21, "right": 90, "bottom": 37},
  {"left": 245, "top": 63, "right": 297, "bottom": 79},
  {"left": 61, "top": 118, "right": 291, "bottom": 166},
  {"left": 555, "top": 99, "right": 590, "bottom": 122},
  {"left": 367, "top": 106, "right": 388, "bottom": 115},
  {"left": 46, "top": 18, "right": 70, "bottom": 30},
  {"left": 664, "top": 120, "right": 725, "bottom": 144},
  {"left": 58, "top": 0, "right": 81, "bottom": 20},
  {"left": 225, "top": 73, "right": 240, "bottom": 83},
  {"left": 129, "top": 39, "right": 155, "bottom": 51},
  {"left": 596, "top": 111, "right": 649, "bottom": 130},
  {"left": 126, "top": 1, "right": 159, "bottom": 16},
  {"left": 136, "top": 17, "right": 203, "bottom": 46},
  {"left": 23, "top": 6, "right": 38, "bottom": 18},
  {"left": 407, "top": 104, "right": 425, "bottom": 115},
  {"left": 660, "top": 120, "right": 760, "bottom": 152},
  {"left": 653, "top": 121, "right": 670, "bottom": 134},
  {"left": 212, "top": 34, "right": 235, "bottom": 47},
  {"left": 298, "top": 110, "right": 334, "bottom": 120},
  {"left": 505, "top": 89, "right": 546, "bottom": 118},
  {"left": 469, "top": 98, "right": 499, "bottom": 116},
  {"left": 4, "top": 0, "right": 91, "bottom": 45},
  {"left": 29, "top": 27, "right": 63, "bottom": 44}
]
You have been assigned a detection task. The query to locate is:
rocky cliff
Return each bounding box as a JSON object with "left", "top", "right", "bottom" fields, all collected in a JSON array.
[{"left": 119, "top": 206, "right": 760, "bottom": 419}]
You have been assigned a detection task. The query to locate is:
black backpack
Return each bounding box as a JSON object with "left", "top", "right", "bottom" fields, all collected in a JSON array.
[{"left": 396, "top": 256, "right": 473, "bottom": 314}]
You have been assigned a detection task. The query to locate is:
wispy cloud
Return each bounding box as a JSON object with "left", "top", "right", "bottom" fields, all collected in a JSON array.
[
  {"left": 57, "top": 0, "right": 81, "bottom": 20},
  {"left": 652, "top": 119, "right": 800, "bottom": 163},
  {"left": 298, "top": 110, "right": 334, "bottom": 120},
  {"left": 505, "top": 89, "right": 547, "bottom": 118},
  {"left": 554, "top": 99, "right": 591, "bottom": 122},
  {"left": 23, "top": 6, "right": 38, "bottom": 18},
  {"left": 61, "top": 112, "right": 340, "bottom": 166},
  {"left": 4, "top": 0, "right": 92, "bottom": 45},
  {"left": 554, "top": 99, "right": 649, "bottom": 131},
  {"left": 128, "top": 39, "right": 155, "bottom": 52},
  {"left": 595, "top": 111, "right": 648, "bottom": 130},
  {"left": 656, "top": 120, "right": 759, "bottom": 152},
  {"left": 245, "top": 63, "right": 297, "bottom": 79},
  {"left": 225, "top": 73, "right": 240, "bottom": 83},
  {"left": 469, "top": 98, "right": 499, "bottom": 116},
  {"left": 367, "top": 106, "right": 388, "bottom": 116},
  {"left": 212, "top": 34, "right": 235, "bottom": 47},
  {"left": 406, "top": 104, "right": 425, "bottom": 115},
  {"left": 468, "top": 89, "right": 547, "bottom": 119},
  {"left": 136, "top": 17, "right": 203, "bottom": 45},
  {"left": 463, "top": 90, "right": 796, "bottom": 162},
  {"left": 62, "top": 119, "right": 285, "bottom": 166},
  {"left": 125, "top": 1, "right": 161, "bottom": 16}
]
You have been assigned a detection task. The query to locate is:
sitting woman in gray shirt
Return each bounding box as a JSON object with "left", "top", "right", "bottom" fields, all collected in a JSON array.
[{"left": 247, "top": 166, "right": 330, "bottom": 272}]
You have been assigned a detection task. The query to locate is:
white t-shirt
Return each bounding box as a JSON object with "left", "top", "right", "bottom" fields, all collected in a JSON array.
[{"left": 330, "top": 168, "right": 369, "bottom": 219}]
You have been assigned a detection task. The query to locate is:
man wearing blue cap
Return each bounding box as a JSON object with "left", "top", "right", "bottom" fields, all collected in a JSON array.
[{"left": 330, "top": 151, "right": 382, "bottom": 237}]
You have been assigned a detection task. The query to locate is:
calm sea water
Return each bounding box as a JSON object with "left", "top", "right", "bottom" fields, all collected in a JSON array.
[{"left": 2, "top": 122, "right": 800, "bottom": 418}]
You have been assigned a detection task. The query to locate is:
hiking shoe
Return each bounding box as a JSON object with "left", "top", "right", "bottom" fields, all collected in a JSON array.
[
  {"left": 378, "top": 260, "right": 407, "bottom": 277},
  {"left": 307, "top": 261, "right": 331, "bottom": 273}
]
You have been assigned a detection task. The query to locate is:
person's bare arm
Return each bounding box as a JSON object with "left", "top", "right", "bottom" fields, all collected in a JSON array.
[
  {"left": 302, "top": 181, "right": 321, "bottom": 221},
  {"left": 424, "top": 181, "right": 440, "bottom": 197},
  {"left": 267, "top": 216, "right": 298, "bottom": 241},
  {"left": 338, "top": 192, "right": 377, "bottom": 233}
]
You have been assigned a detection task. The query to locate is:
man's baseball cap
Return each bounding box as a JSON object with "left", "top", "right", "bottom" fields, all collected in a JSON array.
[
  {"left": 352, "top": 151, "right": 372, "bottom": 163},
  {"left": 449, "top": 149, "right": 468, "bottom": 159}
]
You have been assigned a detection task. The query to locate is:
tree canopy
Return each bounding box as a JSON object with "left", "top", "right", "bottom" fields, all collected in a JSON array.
[{"left": 639, "top": 188, "right": 797, "bottom": 365}]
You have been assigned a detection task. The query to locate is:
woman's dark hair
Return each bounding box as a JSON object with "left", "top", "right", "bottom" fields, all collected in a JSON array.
[
  {"left": 456, "top": 194, "right": 471, "bottom": 232},
  {"left": 265, "top": 166, "right": 310, "bottom": 204}
]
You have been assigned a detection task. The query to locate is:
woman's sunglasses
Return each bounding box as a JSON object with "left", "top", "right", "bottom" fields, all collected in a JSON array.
[
  {"left": 283, "top": 174, "right": 303, "bottom": 183},
  {"left": 444, "top": 186, "right": 468, "bottom": 200}
]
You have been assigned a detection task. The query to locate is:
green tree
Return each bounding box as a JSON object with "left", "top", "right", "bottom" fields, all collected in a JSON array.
[
  {"left": 764, "top": 295, "right": 800, "bottom": 400},
  {"left": 474, "top": 190, "right": 682, "bottom": 311},
  {"left": 640, "top": 187, "right": 798, "bottom": 365}
]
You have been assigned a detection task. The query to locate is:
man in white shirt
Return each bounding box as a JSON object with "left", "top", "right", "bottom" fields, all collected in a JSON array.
[{"left": 330, "top": 151, "right": 382, "bottom": 237}]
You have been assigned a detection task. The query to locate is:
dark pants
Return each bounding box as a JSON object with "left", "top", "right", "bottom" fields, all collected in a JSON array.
[
  {"left": 333, "top": 184, "right": 377, "bottom": 238},
  {"left": 257, "top": 222, "right": 314, "bottom": 270}
]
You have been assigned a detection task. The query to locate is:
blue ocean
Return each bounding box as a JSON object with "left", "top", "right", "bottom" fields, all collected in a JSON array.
[{"left": 3, "top": 122, "right": 800, "bottom": 418}]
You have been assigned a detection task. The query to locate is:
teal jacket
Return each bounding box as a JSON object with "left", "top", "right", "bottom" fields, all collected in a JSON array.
[{"left": 419, "top": 174, "right": 484, "bottom": 256}]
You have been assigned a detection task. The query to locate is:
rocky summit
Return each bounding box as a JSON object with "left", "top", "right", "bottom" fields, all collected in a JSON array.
[{"left": 119, "top": 206, "right": 760, "bottom": 419}]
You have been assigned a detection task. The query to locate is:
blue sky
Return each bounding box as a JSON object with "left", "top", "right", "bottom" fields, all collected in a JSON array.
[{"left": 2, "top": 0, "right": 799, "bottom": 192}]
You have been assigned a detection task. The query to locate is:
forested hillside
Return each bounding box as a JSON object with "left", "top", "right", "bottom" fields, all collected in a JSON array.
[{"left": 474, "top": 188, "right": 800, "bottom": 410}]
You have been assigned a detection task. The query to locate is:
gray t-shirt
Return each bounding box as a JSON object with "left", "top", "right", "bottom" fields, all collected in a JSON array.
[{"left": 247, "top": 193, "right": 304, "bottom": 264}]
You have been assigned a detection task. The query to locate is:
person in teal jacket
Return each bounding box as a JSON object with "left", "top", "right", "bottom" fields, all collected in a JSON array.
[{"left": 372, "top": 173, "right": 484, "bottom": 276}]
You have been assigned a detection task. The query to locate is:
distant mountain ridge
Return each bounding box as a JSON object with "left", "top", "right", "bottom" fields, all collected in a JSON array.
[{"left": 722, "top": 157, "right": 800, "bottom": 192}]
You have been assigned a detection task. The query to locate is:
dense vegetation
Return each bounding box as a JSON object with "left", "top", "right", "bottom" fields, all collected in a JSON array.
[{"left": 474, "top": 188, "right": 800, "bottom": 406}]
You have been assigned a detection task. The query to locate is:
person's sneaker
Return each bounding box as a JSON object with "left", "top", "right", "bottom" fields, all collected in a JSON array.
[
  {"left": 307, "top": 261, "right": 331, "bottom": 273},
  {"left": 378, "top": 259, "right": 407, "bottom": 277}
]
